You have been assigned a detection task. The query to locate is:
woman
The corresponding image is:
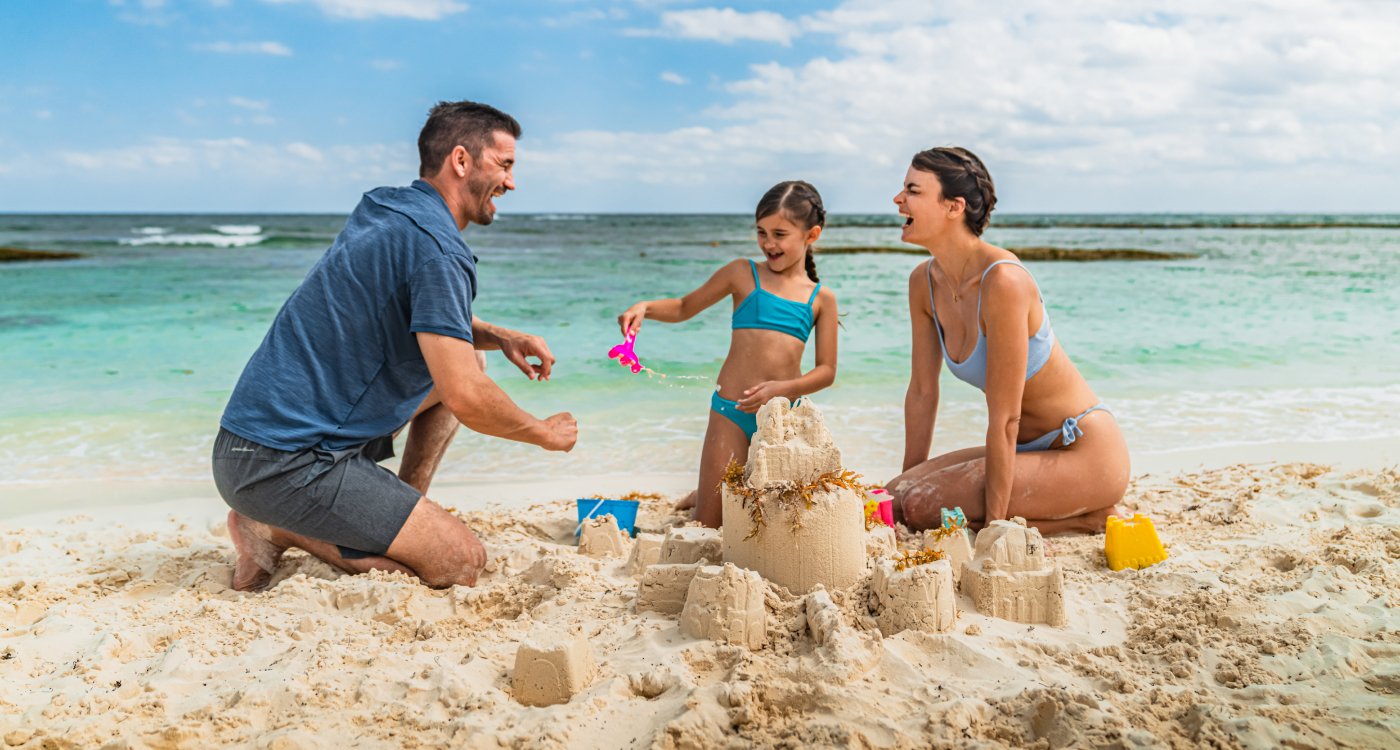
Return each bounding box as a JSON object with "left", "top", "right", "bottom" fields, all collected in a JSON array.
[{"left": 886, "top": 147, "right": 1129, "bottom": 534}]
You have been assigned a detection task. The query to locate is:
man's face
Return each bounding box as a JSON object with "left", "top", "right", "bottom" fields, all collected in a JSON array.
[{"left": 464, "top": 131, "right": 517, "bottom": 226}]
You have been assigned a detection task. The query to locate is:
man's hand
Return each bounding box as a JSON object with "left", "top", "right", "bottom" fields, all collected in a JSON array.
[
  {"left": 497, "top": 330, "right": 556, "bottom": 381},
  {"left": 537, "top": 412, "right": 578, "bottom": 452}
]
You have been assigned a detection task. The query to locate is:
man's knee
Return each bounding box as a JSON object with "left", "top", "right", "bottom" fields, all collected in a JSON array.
[{"left": 417, "top": 532, "right": 486, "bottom": 588}]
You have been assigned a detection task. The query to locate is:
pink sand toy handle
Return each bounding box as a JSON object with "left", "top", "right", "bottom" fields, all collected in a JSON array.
[{"left": 607, "top": 333, "right": 645, "bottom": 374}]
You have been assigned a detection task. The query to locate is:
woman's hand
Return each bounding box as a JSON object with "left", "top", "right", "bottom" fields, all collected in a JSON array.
[
  {"left": 737, "top": 380, "right": 790, "bottom": 413},
  {"left": 617, "top": 303, "right": 648, "bottom": 337}
]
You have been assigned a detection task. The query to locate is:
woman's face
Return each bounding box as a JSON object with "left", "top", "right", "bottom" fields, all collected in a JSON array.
[
  {"left": 755, "top": 212, "right": 820, "bottom": 274},
  {"left": 894, "top": 166, "right": 961, "bottom": 246}
]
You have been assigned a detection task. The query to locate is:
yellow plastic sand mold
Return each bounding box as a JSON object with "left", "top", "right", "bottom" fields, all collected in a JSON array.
[{"left": 1104, "top": 514, "right": 1168, "bottom": 571}]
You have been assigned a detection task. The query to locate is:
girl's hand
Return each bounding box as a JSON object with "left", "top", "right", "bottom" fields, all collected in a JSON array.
[
  {"left": 737, "top": 380, "right": 789, "bottom": 413},
  {"left": 618, "top": 303, "right": 648, "bottom": 337}
]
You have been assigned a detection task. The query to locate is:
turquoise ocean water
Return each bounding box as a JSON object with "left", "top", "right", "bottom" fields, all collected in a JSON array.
[{"left": 2, "top": 213, "right": 1398, "bottom": 486}]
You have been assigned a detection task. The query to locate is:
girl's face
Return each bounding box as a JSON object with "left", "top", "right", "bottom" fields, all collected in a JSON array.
[
  {"left": 894, "top": 166, "right": 963, "bottom": 246},
  {"left": 755, "top": 212, "right": 821, "bottom": 274}
]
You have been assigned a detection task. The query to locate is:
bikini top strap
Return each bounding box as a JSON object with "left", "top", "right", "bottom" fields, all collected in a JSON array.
[
  {"left": 806, "top": 283, "right": 821, "bottom": 306},
  {"left": 975, "top": 259, "right": 1031, "bottom": 322},
  {"left": 748, "top": 259, "right": 762, "bottom": 291}
]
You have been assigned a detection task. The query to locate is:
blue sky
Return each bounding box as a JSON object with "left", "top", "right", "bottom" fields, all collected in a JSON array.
[{"left": 1, "top": 0, "right": 1397, "bottom": 213}]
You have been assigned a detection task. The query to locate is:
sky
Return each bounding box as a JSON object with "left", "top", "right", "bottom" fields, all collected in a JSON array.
[{"left": 1, "top": 0, "right": 1397, "bottom": 214}]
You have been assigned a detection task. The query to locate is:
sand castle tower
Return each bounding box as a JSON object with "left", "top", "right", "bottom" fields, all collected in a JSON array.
[
  {"left": 720, "top": 399, "right": 865, "bottom": 593},
  {"left": 960, "top": 518, "right": 1066, "bottom": 626},
  {"left": 871, "top": 557, "right": 957, "bottom": 635}
]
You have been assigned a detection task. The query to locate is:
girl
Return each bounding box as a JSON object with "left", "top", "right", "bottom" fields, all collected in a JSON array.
[
  {"left": 887, "top": 147, "right": 1129, "bottom": 534},
  {"left": 618, "top": 181, "right": 839, "bottom": 528}
]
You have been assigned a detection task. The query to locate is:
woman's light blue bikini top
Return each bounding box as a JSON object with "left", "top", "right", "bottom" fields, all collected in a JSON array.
[
  {"left": 928, "top": 259, "right": 1055, "bottom": 392},
  {"left": 732, "top": 260, "right": 820, "bottom": 342}
]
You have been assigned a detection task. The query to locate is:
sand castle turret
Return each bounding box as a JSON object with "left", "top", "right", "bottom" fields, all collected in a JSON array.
[
  {"left": 679, "top": 563, "right": 767, "bottom": 649},
  {"left": 920, "top": 526, "right": 975, "bottom": 585},
  {"left": 578, "top": 514, "right": 631, "bottom": 558},
  {"left": 871, "top": 557, "right": 957, "bottom": 635},
  {"left": 720, "top": 399, "right": 866, "bottom": 593},
  {"left": 511, "top": 632, "right": 596, "bottom": 707},
  {"left": 960, "top": 518, "right": 1066, "bottom": 626}
]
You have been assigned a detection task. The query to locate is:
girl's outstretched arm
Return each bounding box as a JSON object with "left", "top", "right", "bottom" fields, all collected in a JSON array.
[
  {"left": 736, "top": 288, "right": 838, "bottom": 411},
  {"left": 903, "top": 261, "right": 943, "bottom": 472},
  {"left": 617, "top": 259, "right": 744, "bottom": 337}
]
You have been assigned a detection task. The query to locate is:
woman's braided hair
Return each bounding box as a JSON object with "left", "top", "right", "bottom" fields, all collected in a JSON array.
[
  {"left": 910, "top": 147, "right": 997, "bottom": 236},
  {"left": 755, "top": 180, "right": 826, "bottom": 282}
]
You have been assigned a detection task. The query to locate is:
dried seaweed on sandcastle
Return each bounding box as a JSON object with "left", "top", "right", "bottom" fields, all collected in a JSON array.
[
  {"left": 960, "top": 517, "right": 1066, "bottom": 627},
  {"left": 720, "top": 398, "right": 867, "bottom": 593}
]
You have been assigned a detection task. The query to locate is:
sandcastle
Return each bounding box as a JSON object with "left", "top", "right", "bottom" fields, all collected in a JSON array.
[
  {"left": 578, "top": 514, "right": 631, "bottom": 558},
  {"left": 679, "top": 564, "right": 767, "bottom": 649},
  {"left": 960, "top": 518, "right": 1066, "bottom": 626},
  {"left": 636, "top": 564, "right": 704, "bottom": 615},
  {"left": 871, "top": 557, "right": 957, "bottom": 635},
  {"left": 720, "top": 399, "right": 866, "bottom": 593},
  {"left": 920, "top": 526, "right": 975, "bottom": 585},
  {"left": 659, "top": 526, "right": 722, "bottom": 565},
  {"left": 511, "top": 632, "right": 596, "bottom": 707},
  {"left": 624, "top": 532, "right": 663, "bottom": 574}
]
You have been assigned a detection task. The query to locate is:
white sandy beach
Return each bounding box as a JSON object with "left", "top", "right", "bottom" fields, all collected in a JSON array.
[{"left": 2, "top": 441, "right": 1397, "bottom": 749}]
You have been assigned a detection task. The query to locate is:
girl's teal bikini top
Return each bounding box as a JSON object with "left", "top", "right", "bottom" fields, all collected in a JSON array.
[{"left": 731, "top": 260, "right": 820, "bottom": 342}]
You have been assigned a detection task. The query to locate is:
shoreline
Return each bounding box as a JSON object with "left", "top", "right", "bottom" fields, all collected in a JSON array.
[{"left": 2, "top": 436, "right": 1395, "bottom": 524}]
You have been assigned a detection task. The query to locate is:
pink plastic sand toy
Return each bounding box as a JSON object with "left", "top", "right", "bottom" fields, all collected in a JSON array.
[{"left": 609, "top": 333, "right": 665, "bottom": 376}]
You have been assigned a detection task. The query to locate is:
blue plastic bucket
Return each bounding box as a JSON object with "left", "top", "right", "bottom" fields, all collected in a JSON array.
[{"left": 575, "top": 499, "right": 640, "bottom": 537}]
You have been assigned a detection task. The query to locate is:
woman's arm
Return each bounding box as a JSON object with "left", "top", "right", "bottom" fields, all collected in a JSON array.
[
  {"left": 903, "top": 261, "right": 943, "bottom": 472},
  {"left": 736, "top": 287, "right": 838, "bottom": 410},
  {"left": 618, "top": 260, "right": 743, "bottom": 336},
  {"left": 980, "top": 266, "right": 1035, "bottom": 522}
]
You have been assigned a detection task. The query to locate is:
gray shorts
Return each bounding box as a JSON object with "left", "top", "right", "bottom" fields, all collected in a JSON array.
[{"left": 211, "top": 427, "right": 421, "bottom": 559}]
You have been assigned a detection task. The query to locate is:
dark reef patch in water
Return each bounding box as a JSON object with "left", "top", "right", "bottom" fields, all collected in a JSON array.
[{"left": 0, "top": 247, "right": 84, "bottom": 263}]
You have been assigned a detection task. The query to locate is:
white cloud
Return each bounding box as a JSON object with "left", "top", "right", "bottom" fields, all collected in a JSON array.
[
  {"left": 543, "top": 7, "right": 626, "bottom": 28},
  {"left": 631, "top": 8, "right": 801, "bottom": 46},
  {"left": 51, "top": 137, "right": 413, "bottom": 196},
  {"left": 370, "top": 58, "right": 404, "bottom": 71},
  {"left": 286, "top": 142, "right": 325, "bottom": 162},
  {"left": 194, "top": 41, "right": 293, "bottom": 56},
  {"left": 532, "top": 0, "right": 1400, "bottom": 211},
  {"left": 34, "top": 110, "right": 52, "bottom": 120},
  {"left": 659, "top": 71, "right": 688, "bottom": 85},
  {"left": 261, "top": 0, "right": 468, "bottom": 21},
  {"left": 228, "top": 97, "right": 269, "bottom": 111}
]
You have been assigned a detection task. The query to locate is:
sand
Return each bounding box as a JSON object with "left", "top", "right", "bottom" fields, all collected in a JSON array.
[{"left": 1, "top": 461, "right": 1398, "bottom": 748}]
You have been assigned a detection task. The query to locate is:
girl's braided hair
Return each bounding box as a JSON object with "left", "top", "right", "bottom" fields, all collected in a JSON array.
[
  {"left": 910, "top": 147, "right": 997, "bottom": 236},
  {"left": 755, "top": 180, "right": 826, "bottom": 282}
]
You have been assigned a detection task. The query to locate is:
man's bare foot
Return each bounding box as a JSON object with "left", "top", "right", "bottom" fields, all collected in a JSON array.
[
  {"left": 674, "top": 491, "right": 697, "bottom": 511},
  {"left": 227, "top": 510, "right": 286, "bottom": 592}
]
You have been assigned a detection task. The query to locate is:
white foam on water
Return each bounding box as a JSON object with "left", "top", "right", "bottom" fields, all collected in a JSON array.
[
  {"left": 212, "top": 224, "right": 263, "bottom": 235},
  {"left": 119, "top": 233, "right": 265, "bottom": 248},
  {"left": 131, "top": 226, "right": 168, "bottom": 235}
]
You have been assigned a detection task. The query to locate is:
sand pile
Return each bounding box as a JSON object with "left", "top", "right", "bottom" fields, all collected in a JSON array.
[{"left": 1, "top": 463, "right": 1397, "bottom": 748}]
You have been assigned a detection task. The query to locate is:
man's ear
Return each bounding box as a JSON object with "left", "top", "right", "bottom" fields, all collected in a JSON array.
[{"left": 452, "top": 145, "right": 472, "bottom": 178}]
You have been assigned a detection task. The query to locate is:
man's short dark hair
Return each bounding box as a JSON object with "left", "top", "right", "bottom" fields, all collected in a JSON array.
[{"left": 417, "top": 100, "right": 522, "bottom": 177}]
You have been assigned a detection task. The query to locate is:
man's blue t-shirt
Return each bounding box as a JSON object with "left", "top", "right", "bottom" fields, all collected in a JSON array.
[{"left": 221, "top": 180, "right": 475, "bottom": 451}]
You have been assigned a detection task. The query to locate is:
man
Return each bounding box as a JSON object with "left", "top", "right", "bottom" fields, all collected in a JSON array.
[{"left": 212, "top": 100, "right": 576, "bottom": 592}]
